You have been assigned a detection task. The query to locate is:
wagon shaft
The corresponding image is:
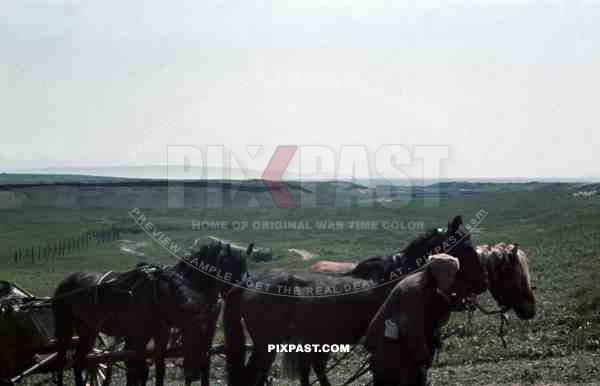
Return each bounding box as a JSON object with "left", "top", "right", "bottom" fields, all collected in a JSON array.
[
  {"left": 81, "top": 343, "right": 253, "bottom": 366},
  {"left": 5, "top": 352, "right": 58, "bottom": 385}
]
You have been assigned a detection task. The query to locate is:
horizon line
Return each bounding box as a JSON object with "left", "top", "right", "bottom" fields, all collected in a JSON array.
[{"left": 2, "top": 169, "right": 600, "bottom": 185}]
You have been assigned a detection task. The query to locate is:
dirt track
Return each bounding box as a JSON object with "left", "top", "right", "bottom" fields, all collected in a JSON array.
[
  {"left": 430, "top": 351, "right": 600, "bottom": 385},
  {"left": 263, "top": 349, "right": 600, "bottom": 385},
  {"left": 288, "top": 248, "right": 318, "bottom": 260}
]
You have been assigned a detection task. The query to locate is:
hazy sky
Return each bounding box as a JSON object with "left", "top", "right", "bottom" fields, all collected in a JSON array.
[{"left": 2, "top": 0, "right": 599, "bottom": 180}]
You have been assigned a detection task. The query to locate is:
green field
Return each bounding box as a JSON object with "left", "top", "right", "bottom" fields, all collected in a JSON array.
[{"left": 2, "top": 176, "right": 599, "bottom": 385}]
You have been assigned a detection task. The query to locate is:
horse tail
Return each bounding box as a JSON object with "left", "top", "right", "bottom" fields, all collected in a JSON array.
[
  {"left": 281, "top": 350, "right": 303, "bottom": 380},
  {"left": 224, "top": 286, "right": 246, "bottom": 386}
]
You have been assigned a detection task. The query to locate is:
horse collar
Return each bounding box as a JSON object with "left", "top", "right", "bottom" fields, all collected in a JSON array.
[
  {"left": 97, "top": 270, "right": 113, "bottom": 285},
  {"left": 94, "top": 270, "right": 113, "bottom": 305}
]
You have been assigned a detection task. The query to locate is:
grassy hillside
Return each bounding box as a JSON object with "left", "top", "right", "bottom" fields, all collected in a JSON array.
[{"left": 1, "top": 175, "right": 599, "bottom": 384}]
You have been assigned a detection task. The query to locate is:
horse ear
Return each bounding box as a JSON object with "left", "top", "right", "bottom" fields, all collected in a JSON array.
[
  {"left": 463, "top": 228, "right": 473, "bottom": 245},
  {"left": 429, "top": 255, "right": 460, "bottom": 292},
  {"left": 246, "top": 242, "right": 255, "bottom": 256},
  {"left": 510, "top": 243, "right": 519, "bottom": 264},
  {"left": 447, "top": 215, "right": 463, "bottom": 234}
]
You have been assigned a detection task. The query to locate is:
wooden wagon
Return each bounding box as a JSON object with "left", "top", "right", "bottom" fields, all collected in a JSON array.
[
  {"left": 0, "top": 280, "right": 119, "bottom": 386},
  {"left": 0, "top": 280, "right": 229, "bottom": 386}
]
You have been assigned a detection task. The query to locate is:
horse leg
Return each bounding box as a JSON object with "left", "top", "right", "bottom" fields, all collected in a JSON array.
[
  {"left": 52, "top": 306, "right": 74, "bottom": 386},
  {"left": 182, "top": 355, "right": 209, "bottom": 386},
  {"left": 154, "top": 358, "right": 166, "bottom": 386},
  {"left": 295, "top": 352, "right": 311, "bottom": 386},
  {"left": 125, "top": 338, "right": 136, "bottom": 386},
  {"left": 72, "top": 328, "right": 96, "bottom": 386},
  {"left": 246, "top": 349, "right": 276, "bottom": 386},
  {"left": 140, "top": 344, "right": 151, "bottom": 386},
  {"left": 154, "top": 327, "right": 170, "bottom": 386},
  {"left": 141, "top": 360, "right": 150, "bottom": 386},
  {"left": 415, "top": 365, "right": 430, "bottom": 386},
  {"left": 199, "top": 310, "right": 220, "bottom": 386},
  {"left": 131, "top": 338, "right": 150, "bottom": 386},
  {"left": 312, "top": 352, "right": 331, "bottom": 386},
  {"left": 243, "top": 349, "right": 261, "bottom": 385},
  {"left": 197, "top": 354, "right": 211, "bottom": 386}
]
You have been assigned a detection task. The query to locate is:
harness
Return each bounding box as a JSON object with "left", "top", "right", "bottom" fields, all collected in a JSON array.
[
  {"left": 48, "top": 268, "right": 147, "bottom": 306},
  {"left": 309, "top": 251, "right": 521, "bottom": 385},
  {"left": 93, "top": 270, "right": 114, "bottom": 304},
  {"left": 470, "top": 296, "right": 510, "bottom": 348},
  {"left": 440, "top": 295, "right": 511, "bottom": 348}
]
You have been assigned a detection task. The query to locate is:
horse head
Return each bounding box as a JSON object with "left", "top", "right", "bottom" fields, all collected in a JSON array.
[
  {"left": 172, "top": 239, "right": 226, "bottom": 294},
  {"left": 346, "top": 215, "right": 487, "bottom": 297},
  {"left": 215, "top": 242, "right": 253, "bottom": 293},
  {"left": 478, "top": 243, "right": 536, "bottom": 319}
]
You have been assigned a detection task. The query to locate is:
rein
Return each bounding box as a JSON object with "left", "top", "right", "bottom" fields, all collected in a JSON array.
[
  {"left": 48, "top": 267, "right": 156, "bottom": 306},
  {"left": 441, "top": 296, "right": 510, "bottom": 348},
  {"left": 470, "top": 297, "right": 510, "bottom": 348}
]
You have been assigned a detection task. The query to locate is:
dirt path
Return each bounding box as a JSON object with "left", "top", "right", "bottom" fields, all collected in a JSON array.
[
  {"left": 118, "top": 240, "right": 147, "bottom": 257},
  {"left": 430, "top": 351, "right": 600, "bottom": 385},
  {"left": 288, "top": 248, "right": 318, "bottom": 260},
  {"left": 41, "top": 348, "right": 599, "bottom": 386},
  {"left": 281, "top": 350, "right": 600, "bottom": 385}
]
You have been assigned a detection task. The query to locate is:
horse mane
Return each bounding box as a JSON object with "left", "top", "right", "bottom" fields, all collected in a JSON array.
[
  {"left": 344, "top": 255, "right": 388, "bottom": 278},
  {"left": 400, "top": 228, "right": 444, "bottom": 258},
  {"left": 172, "top": 239, "right": 224, "bottom": 291},
  {"left": 477, "top": 242, "right": 536, "bottom": 320},
  {"left": 345, "top": 229, "right": 446, "bottom": 281},
  {"left": 478, "top": 243, "right": 531, "bottom": 286}
]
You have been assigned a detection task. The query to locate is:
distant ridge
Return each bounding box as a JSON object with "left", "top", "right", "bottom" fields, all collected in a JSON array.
[
  {"left": 0, "top": 175, "right": 313, "bottom": 194},
  {"left": 1, "top": 173, "right": 598, "bottom": 189}
]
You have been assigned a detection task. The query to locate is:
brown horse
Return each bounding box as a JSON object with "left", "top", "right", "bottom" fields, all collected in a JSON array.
[
  {"left": 308, "top": 260, "right": 357, "bottom": 275},
  {"left": 167, "top": 242, "right": 253, "bottom": 386},
  {"left": 477, "top": 243, "right": 535, "bottom": 319},
  {"left": 225, "top": 215, "right": 487, "bottom": 386},
  {"left": 53, "top": 240, "right": 252, "bottom": 386},
  {"left": 52, "top": 265, "right": 201, "bottom": 386},
  {"left": 164, "top": 298, "right": 223, "bottom": 386},
  {"left": 361, "top": 244, "right": 537, "bottom": 386}
]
